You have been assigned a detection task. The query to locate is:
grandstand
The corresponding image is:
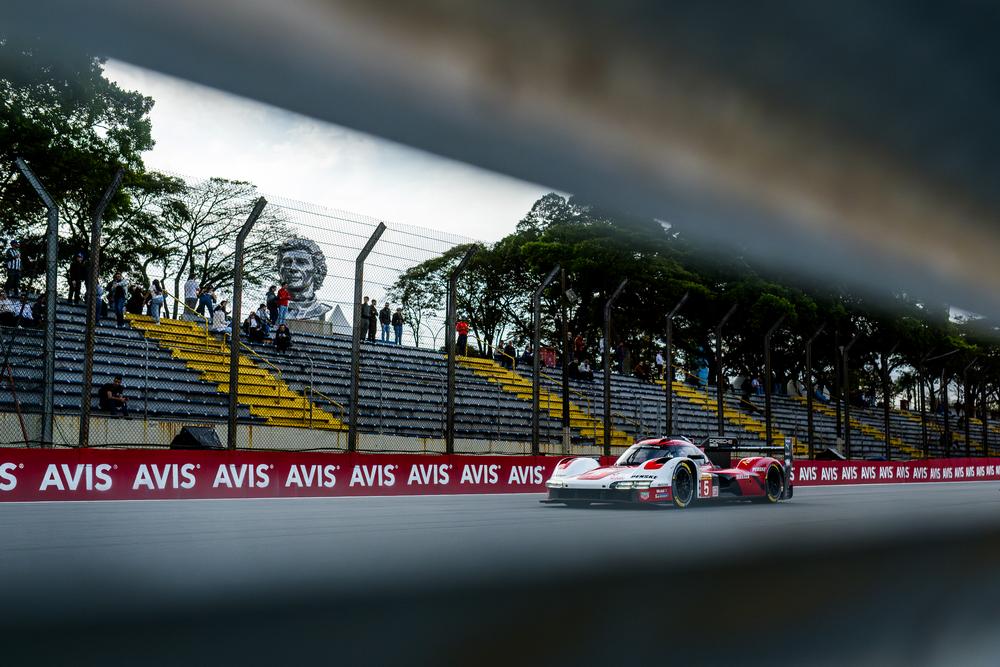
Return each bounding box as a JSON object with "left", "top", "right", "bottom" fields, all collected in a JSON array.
[{"left": 1, "top": 301, "right": 994, "bottom": 458}]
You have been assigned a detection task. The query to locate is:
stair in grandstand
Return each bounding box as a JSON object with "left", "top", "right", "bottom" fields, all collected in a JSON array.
[
  {"left": 791, "top": 395, "right": 923, "bottom": 459},
  {"left": 664, "top": 380, "right": 807, "bottom": 456},
  {"left": 455, "top": 355, "right": 632, "bottom": 447},
  {"left": 127, "top": 314, "right": 346, "bottom": 431}
]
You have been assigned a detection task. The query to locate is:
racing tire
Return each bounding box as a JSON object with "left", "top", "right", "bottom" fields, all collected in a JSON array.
[
  {"left": 752, "top": 464, "right": 785, "bottom": 504},
  {"left": 671, "top": 463, "right": 695, "bottom": 509}
]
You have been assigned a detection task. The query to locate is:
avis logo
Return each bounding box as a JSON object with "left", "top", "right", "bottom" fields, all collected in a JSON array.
[
  {"left": 350, "top": 464, "right": 397, "bottom": 487},
  {"left": 407, "top": 463, "right": 451, "bottom": 485},
  {"left": 285, "top": 464, "right": 339, "bottom": 488},
  {"left": 133, "top": 464, "right": 197, "bottom": 490},
  {"left": 0, "top": 462, "right": 21, "bottom": 491},
  {"left": 39, "top": 463, "right": 113, "bottom": 491},
  {"left": 213, "top": 464, "right": 271, "bottom": 488}
]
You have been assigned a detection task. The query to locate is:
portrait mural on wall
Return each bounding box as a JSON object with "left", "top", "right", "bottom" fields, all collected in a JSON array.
[{"left": 276, "top": 236, "right": 332, "bottom": 320}]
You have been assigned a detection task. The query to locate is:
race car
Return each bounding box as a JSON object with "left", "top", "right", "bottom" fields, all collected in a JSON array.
[{"left": 541, "top": 436, "right": 792, "bottom": 509}]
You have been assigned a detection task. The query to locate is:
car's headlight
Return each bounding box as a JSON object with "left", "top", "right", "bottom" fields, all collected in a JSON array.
[
  {"left": 546, "top": 479, "right": 566, "bottom": 488},
  {"left": 633, "top": 480, "right": 651, "bottom": 489},
  {"left": 611, "top": 481, "right": 634, "bottom": 489}
]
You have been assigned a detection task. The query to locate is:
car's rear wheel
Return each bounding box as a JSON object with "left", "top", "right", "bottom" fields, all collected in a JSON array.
[
  {"left": 672, "top": 463, "right": 695, "bottom": 509},
  {"left": 754, "top": 464, "right": 784, "bottom": 503}
]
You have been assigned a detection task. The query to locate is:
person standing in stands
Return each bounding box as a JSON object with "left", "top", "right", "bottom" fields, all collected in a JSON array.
[
  {"left": 367, "top": 299, "right": 379, "bottom": 342},
  {"left": 265, "top": 285, "right": 278, "bottom": 325},
  {"left": 655, "top": 349, "right": 665, "bottom": 380},
  {"left": 392, "top": 307, "right": 404, "bottom": 345},
  {"left": 359, "top": 296, "right": 371, "bottom": 339},
  {"left": 456, "top": 318, "right": 469, "bottom": 356},
  {"left": 98, "top": 375, "right": 129, "bottom": 417},
  {"left": 109, "top": 273, "right": 127, "bottom": 328},
  {"left": 183, "top": 272, "right": 199, "bottom": 312},
  {"left": 275, "top": 282, "right": 291, "bottom": 325},
  {"left": 196, "top": 284, "right": 215, "bottom": 316},
  {"left": 4, "top": 239, "right": 21, "bottom": 297},
  {"left": 255, "top": 303, "right": 271, "bottom": 337},
  {"left": 148, "top": 279, "right": 165, "bottom": 324},
  {"left": 126, "top": 284, "right": 145, "bottom": 315},
  {"left": 274, "top": 323, "right": 292, "bottom": 353},
  {"left": 68, "top": 252, "right": 87, "bottom": 304},
  {"left": 504, "top": 340, "right": 516, "bottom": 368},
  {"left": 379, "top": 302, "right": 391, "bottom": 343},
  {"left": 573, "top": 333, "right": 585, "bottom": 361}
]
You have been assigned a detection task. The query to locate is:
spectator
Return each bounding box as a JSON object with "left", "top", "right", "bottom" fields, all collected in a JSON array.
[
  {"left": 14, "top": 295, "right": 34, "bottom": 328},
  {"left": 275, "top": 283, "right": 291, "bottom": 326},
  {"left": 210, "top": 301, "right": 230, "bottom": 334},
  {"left": 109, "top": 273, "right": 128, "bottom": 328},
  {"left": 578, "top": 357, "right": 594, "bottom": 382},
  {"left": 379, "top": 302, "right": 391, "bottom": 343},
  {"left": 367, "top": 299, "right": 378, "bottom": 342},
  {"left": 274, "top": 323, "right": 292, "bottom": 353},
  {"left": 456, "top": 318, "right": 469, "bottom": 355},
  {"left": 183, "top": 272, "right": 199, "bottom": 312},
  {"left": 391, "top": 307, "right": 404, "bottom": 345},
  {"left": 148, "top": 279, "right": 165, "bottom": 324},
  {"left": 751, "top": 377, "right": 762, "bottom": 396},
  {"left": 655, "top": 350, "right": 665, "bottom": 379},
  {"left": 4, "top": 239, "right": 21, "bottom": 297},
  {"left": 521, "top": 342, "right": 533, "bottom": 366},
  {"left": 359, "top": 296, "right": 371, "bottom": 338},
  {"left": 68, "top": 253, "right": 87, "bottom": 305},
  {"left": 245, "top": 312, "right": 267, "bottom": 343},
  {"left": 98, "top": 375, "right": 129, "bottom": 417},
  {"left": 196, "top": 285, "right": 215, "bottom": 316},
  {"left": 573, "top": 334, "right": 585, "bottom": 361},
  {"left": 504, "top": 340, "right": 516, "bottom": 368},
  {"left": 126, "top": 285, "right": 145, "bottom": 316},
  {"left": 633, "top": 361, "right": 651, "bottom": 383},
  {"left": 95, "top": 282, "right": 106, "bottom": 322},
  {"left": 265, "top": 285, "right": 278, "bottom": 325},
  {"left": 255, "top": 303, "right": 271, "bottom": 337}
]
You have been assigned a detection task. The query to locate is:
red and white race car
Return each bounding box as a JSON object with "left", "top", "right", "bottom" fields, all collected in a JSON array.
[{"left": 541, "top": 436, "right": 792, "bottom": 509}]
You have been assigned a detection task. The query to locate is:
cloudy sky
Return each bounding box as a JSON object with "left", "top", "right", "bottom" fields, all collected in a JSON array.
[{"left": 104, "top": 59, "right": 551, "bottom": 242}]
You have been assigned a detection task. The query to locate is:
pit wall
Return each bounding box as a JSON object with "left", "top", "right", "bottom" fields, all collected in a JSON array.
[{"left": 0, "top": 449, "right": 998, "bottom": 502}]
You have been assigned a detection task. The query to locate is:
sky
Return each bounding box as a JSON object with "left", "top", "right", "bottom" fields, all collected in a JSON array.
[{"left": 103, "top": 59, "right": 551, "bottom": 243}]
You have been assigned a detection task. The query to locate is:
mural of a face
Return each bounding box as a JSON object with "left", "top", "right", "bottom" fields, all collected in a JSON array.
[
  {"left": 278, "top": 249, "right": 316, "bottom": 296},
  {"left": 275, "top": 236, "right": 331, "bottom": 321}
]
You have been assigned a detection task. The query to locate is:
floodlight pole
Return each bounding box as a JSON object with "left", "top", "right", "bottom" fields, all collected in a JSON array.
[
  {"left": 805, "top": 324, "right": 824, "bottom": 460},
  {"left": 763, "top": 315, "right": 785, "bottom": 448},
  {"left": 445, "top": 245, "right": 478, "bottom": 454},
  {"left": 842, "top": 333, "right": 859, "bottom": 459},
  {"left": 531, "top": 265, "right": 559, "bottom": 454},
  {"left": 348, "top": 222, "right": 386, "bottom": 452},
  {"left": 664, "top": 292, "right": 689, "bottom": 435},
  {"left": 14, "top": 158, "right": 58, "bottom": 446},
  {"left": 78, "top": 168, "right": 124, "bottom": 448},
  {"left": 227, "top": 197, "right": 267, "bottom": 451},
  {"left": 602, "top": 279, "right": 627, "bottom": 456},
  {"left": 881, "top": 342, "right": 899, "bottom": 460},
  {"left": 714, "top": 305, "right": 737, "bottom": 436}
]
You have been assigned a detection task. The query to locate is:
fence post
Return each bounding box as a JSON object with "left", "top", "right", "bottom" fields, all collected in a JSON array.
[
  {"left": 963, "top": 359, "right": 977, "bottom": 458},
  {"left": 348, "top": 223, "right": 386, "bottom": 452},
  {"left": 919, "top": 360, "right": 928, "bottom": 457},
  {"left": 14, "top": 158, "right": 59, "bottom": 446},
  {"left": 226, "top": 197, "right": 267, "bottom": 450},
  {"left": 602, "top": 279, "right": 627, "bottom": 456},
  {"left": 445, "top": 245, "right": 478, "bottom": 454},
  {"left": 664, "top": 292, "right": 689, "bottom": 436},
  {"left": 842, "top": 333, "right": 859, "bottom": 459},
  {"left": 982, "top": 382, "right": 989, "bottom": 456},
  {"left": 763, "top": 316, "right": 785, "bottom": 448},
  {"left": 713, "top": 305, "right": 737, "bottom": 436},
  {"left": 78, "top": 168, "right": 123, "bottom": 448},
  {"left": 882, "top": 342, "right": 899, "bottom": 460},
  {"left": 941, "top": 367, "right": 950, "bottom": 457},
  {"left": 531, "top": 265, "right": 559, "bottom": 454},
  {"left": 805, "top": 324, "right": 824, "bottom": 460},
  {"left": 560, "top": 268, "right": 572, "bottom": 453}
]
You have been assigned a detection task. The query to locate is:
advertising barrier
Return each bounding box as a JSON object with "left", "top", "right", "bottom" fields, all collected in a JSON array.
[{"left": 0, "top": 449, "right": 998, "bottom": 501}]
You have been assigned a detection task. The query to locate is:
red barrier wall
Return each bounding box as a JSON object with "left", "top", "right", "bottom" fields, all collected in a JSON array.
[{"left": 0, "top": 449, "right": 997, "bottom": 501}]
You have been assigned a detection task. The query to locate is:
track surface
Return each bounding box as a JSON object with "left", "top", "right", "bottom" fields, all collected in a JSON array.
[{"left": 2, "top": 482, "right": 999, "bottom": 623}]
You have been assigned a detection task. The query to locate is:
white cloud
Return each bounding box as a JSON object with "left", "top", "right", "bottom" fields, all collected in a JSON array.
[{"left": 104, "top": 59, "right": 550, "bottom": 242}]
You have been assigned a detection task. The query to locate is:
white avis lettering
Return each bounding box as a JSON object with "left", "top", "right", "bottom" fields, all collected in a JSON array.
[
  {"left": 0, "top": 462, "right": 17, "bottom": 491},
  {"left": 407, "top": 463, "right": 451, "bottom": 485},
  {"left": 39, "top": 464, "right": 112, "bottom": 492},
  {"left": 132, "top": 463, "right": 197, "bottom": 490},
  {"left": 212, "top": 464, "right": 270, "bottom": 488},
  {"left": 507, "top": 465, "right": 545, "bottom": 485},
  {"left": 459, "top": 464, "right": 500, "bottom": 485},
  {"left": 349, "top": 464, "right": 397, "bottom": 487},
  {"left": 284, "top": 464, "right": 338, "bottom": 488}
]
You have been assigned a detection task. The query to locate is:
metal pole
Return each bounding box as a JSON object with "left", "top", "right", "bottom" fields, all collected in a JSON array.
[
  {"left": 763, "top": 316, "right": 785, "bottom": 447},
  {"left": 602, "top": 279, "right": 627, "bottom": 456},
  {"left": 531, "top": 265, "right": 559, "bottom": 454},
  {"left": 805, "top": 324, "right": 825, "bottom": 460},
  {"left": 226, "top": 197, "right": 267, "bottom": 450},
  {"left": 348, "top": 223, "right": 386, "bottom": 452},
  {"left": 560, "top": 269, "right": 571, "bottom": 452},
  {"left": 982, "top": 382, "right": 989, "bottom": 457},
  {"left": 941, "top": 367, "right": 950, "bottom": 457},
  {"left": 14, "top": 158, "right": 58, "bottom": 446},
  {"left": 882, "top": 342, "right": 899, "bottom": 460},
  {"left": 842, "top": 334, "right": 859, "bottom": 459},
  {"left": 445, "top": 245, "right": 478, "bottom": 454},
  {"left": 78, "top": 168, "right": 123, "bottom": 448},
  {"left": 920, "top": 362, "right": 928, "bottom": 457},
  {"left": 714, "top": 305, "right": 737, "bottom": 436},
  {"left": 834, "top": 329, "right": 842, "bottom": 439},
  {"left": 962, "top": 359, "right": 977, "bottom": 458},
  {"left": 665, "top": 292, "right": 689, "bottom": 435}
]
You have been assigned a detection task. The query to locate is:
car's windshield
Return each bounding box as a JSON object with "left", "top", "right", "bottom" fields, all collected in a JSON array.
[{"left": 616, "top": 445, "right": 683, "bottom": 466}]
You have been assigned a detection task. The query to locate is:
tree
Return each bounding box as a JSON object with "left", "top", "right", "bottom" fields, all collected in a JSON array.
[
  {"left": 387, "top": 261, "right": 446, "bottom": 347},
  {"left": 162, "top": 178, "right": 291, "bottom": 316}
]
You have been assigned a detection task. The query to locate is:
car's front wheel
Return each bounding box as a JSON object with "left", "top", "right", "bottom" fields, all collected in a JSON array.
[{"left": 672, "top": 463, "right": 695, "bottom": 509}]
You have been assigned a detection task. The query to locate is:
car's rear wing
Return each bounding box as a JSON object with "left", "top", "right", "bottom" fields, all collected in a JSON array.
[{"left": 701, "top": 436, "right": 794, "bottom": 499}]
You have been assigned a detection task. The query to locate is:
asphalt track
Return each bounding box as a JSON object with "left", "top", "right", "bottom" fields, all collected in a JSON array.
[{"left": 3, "top": 483, "right": 1000, "bottom": 665}]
